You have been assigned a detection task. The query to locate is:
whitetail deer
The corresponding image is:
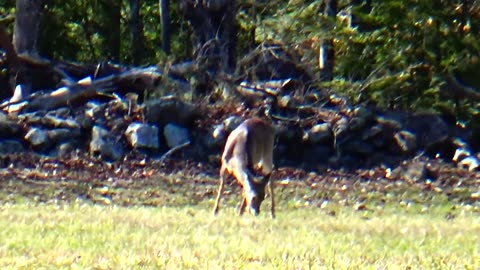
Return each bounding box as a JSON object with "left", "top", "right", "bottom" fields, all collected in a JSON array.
[{"left": 213, "top": 117, "right": 276, "bottom": 218}]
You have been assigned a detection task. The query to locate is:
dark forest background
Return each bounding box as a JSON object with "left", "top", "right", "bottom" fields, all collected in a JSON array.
[{"left": 1, "top": 0, "right": 480, "bottom": 126}]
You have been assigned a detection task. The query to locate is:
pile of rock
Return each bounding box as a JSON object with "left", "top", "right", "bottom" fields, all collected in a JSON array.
[
  {"left": 0, "top": 96, "right": 197, "bottom": 162},
  {"left": 1, "top": 90, "right": 478, "bottom": 177}
]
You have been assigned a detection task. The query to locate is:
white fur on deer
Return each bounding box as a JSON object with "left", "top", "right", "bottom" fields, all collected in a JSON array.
[{"left": 213, "top": 117, "right": 275, "bottom": 218}]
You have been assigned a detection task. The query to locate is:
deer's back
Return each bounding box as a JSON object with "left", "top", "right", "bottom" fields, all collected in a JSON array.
[{"left": 221, "top": 118, "right": 274, "bottom": 175}]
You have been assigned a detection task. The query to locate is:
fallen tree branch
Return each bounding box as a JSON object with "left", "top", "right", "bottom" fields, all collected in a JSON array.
[
  {"left": 1, "top": 66, "right": 164, "bottom": 113},
  {"left": 158, "top": 141, "right": 191, "bottom": 163},
  {"left": 440, "top": 74, "right": 480, "bottom": 101}
]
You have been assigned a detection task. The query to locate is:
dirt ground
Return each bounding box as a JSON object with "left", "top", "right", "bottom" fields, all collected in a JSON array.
[{"left": 1, "top": 152, "right": 479, "bottom": 212}]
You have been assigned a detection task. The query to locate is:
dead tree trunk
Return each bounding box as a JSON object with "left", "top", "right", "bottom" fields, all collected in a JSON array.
[
  {"left": 179, "top": 0, "right": 237, "bottom": 73},
  {"left": 130, "top": 0, "right": 145, "bottom": 64},
  {"left": 179, "top": 0, "right": 237, "bottom": 97},
  {"left": 319, "top": 0, "right": 337, "bottom": 82},
  {"left": 99, "top": 0, "right": 121, "bottom": 62},
  {"left": 13, "top": 0, "right": 44, "bottom": 57},
  {"left": 160, "top": 0, "right": 171, "bottom": 54},
  {"left": 11, "top": 0, "right": 46, "bottom": 96}
]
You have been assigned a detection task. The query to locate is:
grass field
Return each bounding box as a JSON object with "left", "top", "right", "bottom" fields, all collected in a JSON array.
[{"left": 1, "top": 197, "right": 479, "bottom": 269}]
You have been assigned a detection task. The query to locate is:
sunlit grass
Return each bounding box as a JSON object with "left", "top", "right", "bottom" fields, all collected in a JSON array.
[{"left": 0, "top": 201, "right": 478, "bottom": 269}]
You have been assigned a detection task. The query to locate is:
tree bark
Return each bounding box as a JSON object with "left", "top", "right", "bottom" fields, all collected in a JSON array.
[
  {"left": 160, "top": 0, "right": 171, "bottom": 54},
  {"left": 13, "top": 0, "right": 44, "bottom": 56},
  {"left": 99, "top": 0, "right": 121, "bottom": 61},
  {"left": 130, "top": 0, "right": 145, "bottom": 65},
  {"left": 319, "top": 0, "right": 337, "bottom": 81},
  {"left": 179, "top": 0, "right": 237, "bottom": 73},
  {"left": 440, "top": 74, "right": 480, "bottom": 102},
  {"left": 11, "top": 0, "right": 46, "bottom": 96}
]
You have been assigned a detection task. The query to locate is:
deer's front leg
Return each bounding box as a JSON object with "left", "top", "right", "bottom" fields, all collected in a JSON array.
[{"left": 239, "top": 196, "right": 247, "bottom": 215}]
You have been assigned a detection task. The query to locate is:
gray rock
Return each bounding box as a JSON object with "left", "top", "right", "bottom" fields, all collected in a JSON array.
[
  {"left": 343, "top": 140, "right": 375, "bottom": 155},
  {"left": 56, "top": 142, "right": 77, "bottom": 158},
  {"left": 50, "top": 107, "right": 72, "bottom": 118},
  {"left": 303, "top": 145, "right": 333, "bottom": 167},
  {"left": 349, "top": 116, "right": 366, "bottom": 131},
  {"left": 125, "top": 122, "right": 159, "bottom": 149},
  {"left": 405, "top": 113, "right": 449, "bottom": 149},
  {"left": 393, "top": 130, "right": 417, "bottom": 153},
  {"left": 0, "top": 140, "right": 25, "bottom": 154},
  {"left": 223, "top": 116, "right": 243, "bottom": 132},
  {"left": 350, "top": 107, "right": 375, "bottom": 130},
  {"left": 47, "top": 128, "right": 81, "bottom": 143},
  {"left": 108, "top": 118, "right": 128, "bottom": 137},
  {"left": 0, "top": 114, "right": 23, "bottom": 139},
  {"left": 212, "top": 124, "right": 226, "bottom": 140},
  {"left": 203, "top": 124, "right": 226, "bottom": 149},
  {"left": 90, "top": 125, "right": 123, "bottom": 160},
  {"left": 362, "top": 125, "right": 383, "bottom": 140},
  {"left": 25, "top": 127, "right": 51, "bottom": 151},
  {"left": 303, "top": 123, "right": 333, "bottom": 144},
  {"left": 364, "top": 118, "right": 402, "bottom": 149},
  {"left": 403, "top": 161, "right": 427, "bottom": 182},
  {"left": 84, "top": 102, "right": 111, "bottom": 127},
  {"left": 163, "top": 123, "right": 190, "bottom": 148},
  {"left": 276, "top": 123, "right": 303, "bottom": 142},
  {"left": 352, "top": 106, "right": 374, "bottom": 120},
  {"left": 75, "top": 112, "right": 94, "bottom": 130},
  {"left": 145, "top": 96, "right": 200, "bottom": 127}
]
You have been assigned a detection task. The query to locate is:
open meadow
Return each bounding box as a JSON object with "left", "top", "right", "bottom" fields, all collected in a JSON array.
[{"left": 0, "top": 169, "right": 479, "bottom": 269}]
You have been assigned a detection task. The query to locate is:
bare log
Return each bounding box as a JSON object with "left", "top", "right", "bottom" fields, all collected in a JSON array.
[
  {"left": 1, "top": 66, "right": 163, "bottom": 112},
  {"left": 440, "top": 75, "right": 480, "bottom": 102}
]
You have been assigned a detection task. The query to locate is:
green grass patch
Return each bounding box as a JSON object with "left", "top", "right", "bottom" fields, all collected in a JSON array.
[{"left": 0, "top": 201, "right": 478, "bottom": 269}]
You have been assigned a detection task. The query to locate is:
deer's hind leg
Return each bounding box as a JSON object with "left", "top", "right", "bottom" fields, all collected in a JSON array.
[
  {"left": 266, "top": 174, "right": 275, "bottom": 219},
  {"left": 213, "top": 165, "right": 227, "bottom": 216}
]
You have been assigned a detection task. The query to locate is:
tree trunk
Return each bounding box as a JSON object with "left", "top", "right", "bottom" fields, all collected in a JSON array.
[
  {"left": 0, "top": 25, "right": 20, "bottom": 100},
  {"left": 99, "top": 0, "right": 121, "bottom": 62},
  {"left": 11, "top": 0, "right": 46, "bottom": 96},
  {"left": 160, "top": 0, "right": 170, "bottom": 54},
  {"left": 179, "top": 0, "right": 237, "bottom": 73},
  {"left": 13, "top": 0, "right": 44, "bottom": 56},
  {"left": 130, "top": 0, "right": 145, "bottom": 65},
  {"left": 319, "top": 0, "right": 337, "bottom": 81}
]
